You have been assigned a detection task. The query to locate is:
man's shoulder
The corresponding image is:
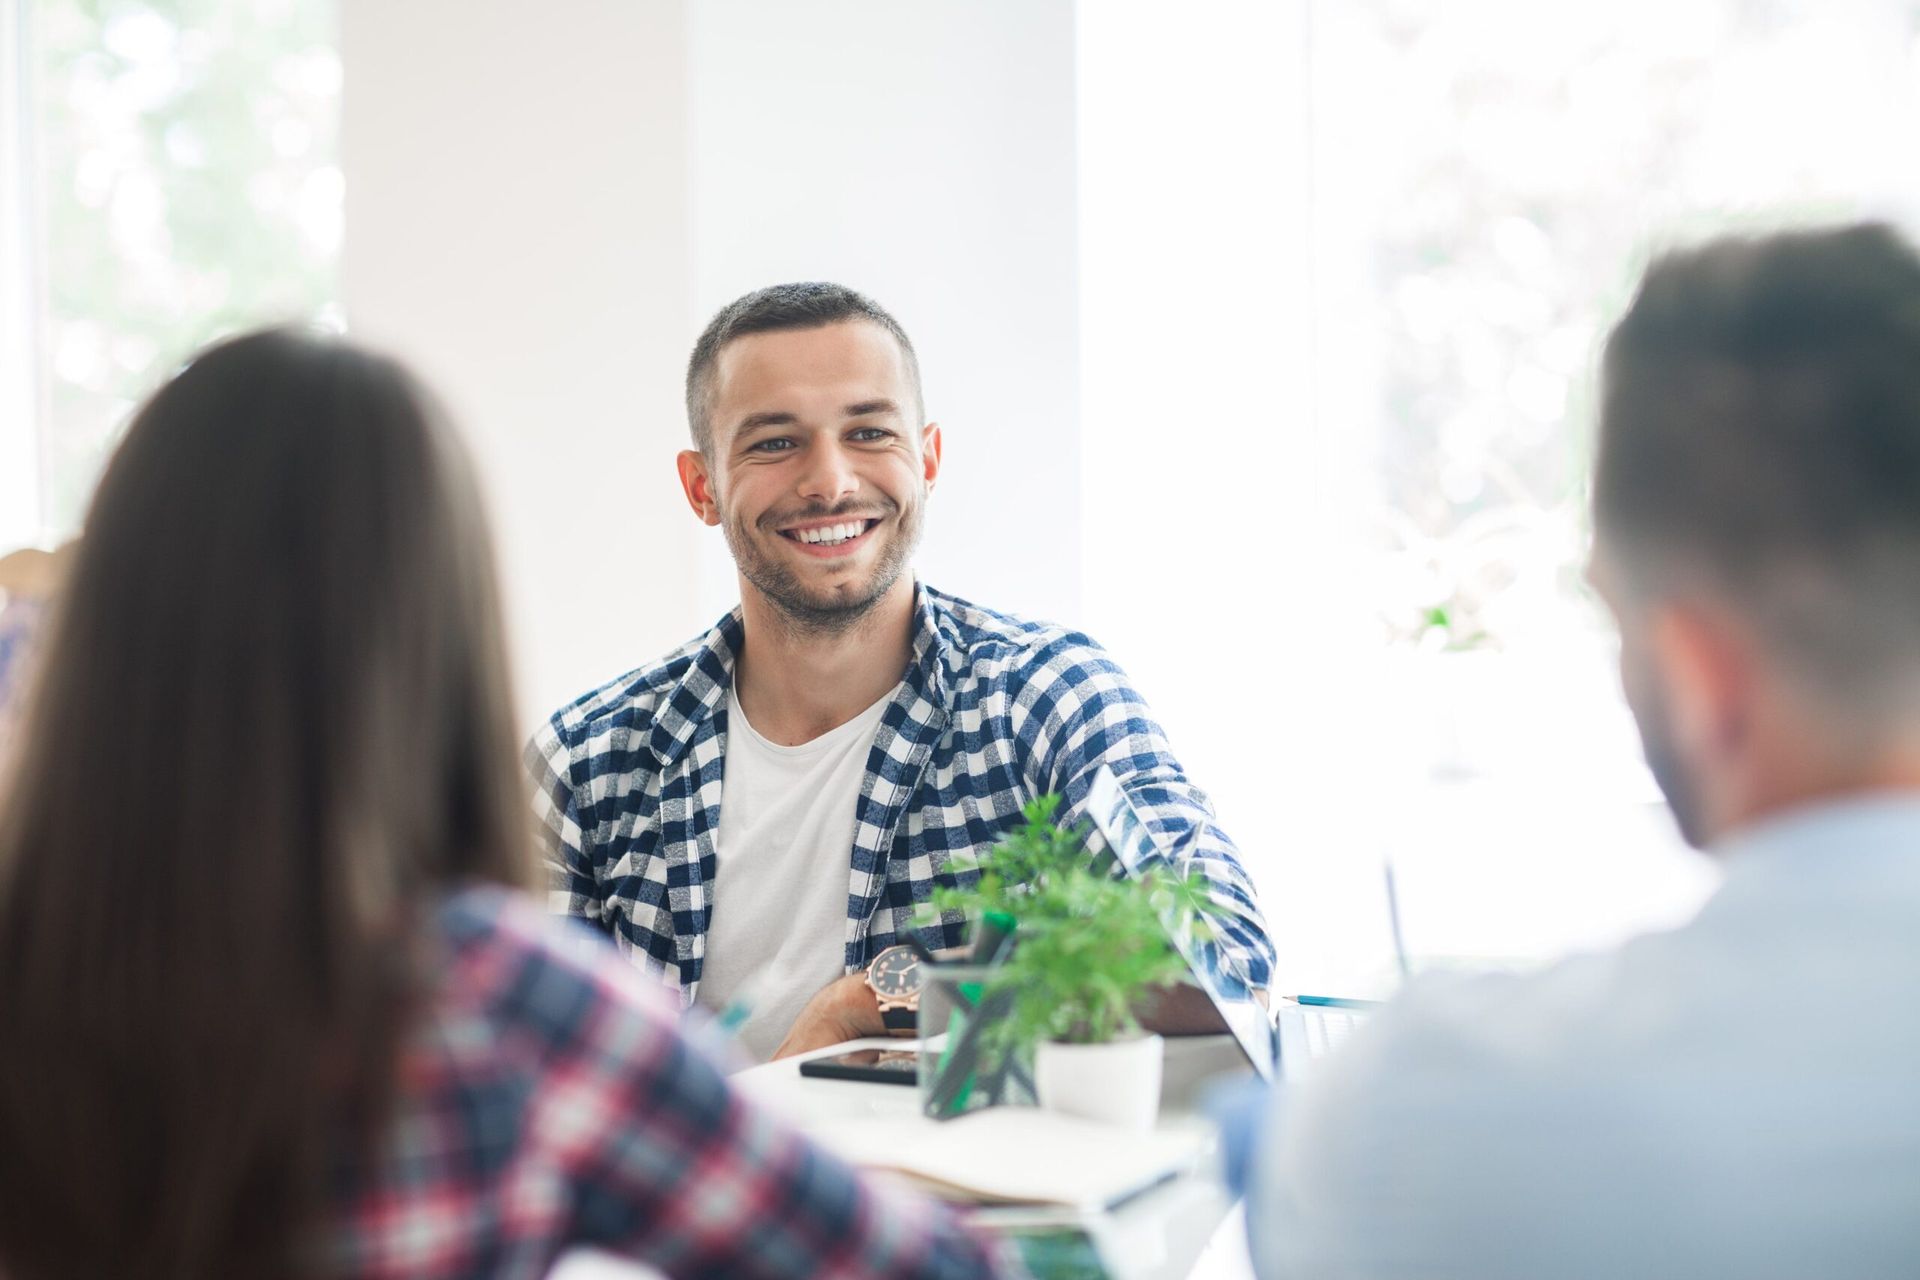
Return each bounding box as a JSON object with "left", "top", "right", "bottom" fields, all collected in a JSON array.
[
  {"left": 1358, "top": 939, "right": 1680, "bottom": 1069},
  {"left": 539, "top": 628, "right": 716, "bottom": 754},
  {"left": 923, "top": 584, "right": 1115, "bottom": 679},
  {"left": 1323, "top": 915, "right": 1778, "bottom": 1106}
]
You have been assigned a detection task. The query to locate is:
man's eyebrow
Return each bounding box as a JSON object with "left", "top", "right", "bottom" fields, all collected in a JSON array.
[
  {"left": 845, "top": 399, "right": 901, "bottom": 418},
  {"left": 735, "top": 411, "right": 799, "bottom": 434}
]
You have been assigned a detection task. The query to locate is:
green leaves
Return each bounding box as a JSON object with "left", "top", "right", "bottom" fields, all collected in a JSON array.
[{"left": 920, "top": 792, "right": 1216, "bottom": 1048}]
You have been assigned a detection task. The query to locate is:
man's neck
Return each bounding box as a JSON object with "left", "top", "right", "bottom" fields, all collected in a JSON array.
[
  {"left": 1712, "top": 731, "right": 1920, "bottom": 849},
  {"left": 732, "top": 578, "right": 917, "bottom": 746}
]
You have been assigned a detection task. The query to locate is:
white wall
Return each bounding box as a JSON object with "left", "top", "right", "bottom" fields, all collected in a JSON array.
[
  {"left": 341, "top": 0, "right": 1081, "bottom": 731},
  {"left": 0, "top": 0, "right": 44, "bottom": 551},
  {"left": 685, "top": 0, "right": 1081, "bottom": 626},
  {"left": 1077, "top": 2, "right": 1346, "bottom": 982},
  {"left": 340, "top": 0, "right": 701, "bottom": 728}
]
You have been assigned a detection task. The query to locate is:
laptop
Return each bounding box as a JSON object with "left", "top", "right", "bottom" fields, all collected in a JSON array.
[
  {"left": 1273, "top": 1000, "right": 1371, "bottom": 1082},
  {"left": 1083, "top": 766, "right": 1278, "bottom": 1081},
  {"left": 1269, "top": 860, "right": 1410, "bottom": 1081}
]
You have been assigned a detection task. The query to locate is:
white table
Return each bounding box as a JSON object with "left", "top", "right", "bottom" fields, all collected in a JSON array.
[{"left": 731, "top": 1036, "right": 1259, "bottom": 1280}]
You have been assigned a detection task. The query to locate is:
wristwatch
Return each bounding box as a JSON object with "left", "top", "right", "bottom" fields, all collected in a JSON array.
[{"left": 865, "top": 944, "right": 923, "bottom": 1035}]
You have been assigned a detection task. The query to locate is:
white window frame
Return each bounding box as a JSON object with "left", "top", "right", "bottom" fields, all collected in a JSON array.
[{"left": 0, "top": 0, "right": 47, "bottom": 552}]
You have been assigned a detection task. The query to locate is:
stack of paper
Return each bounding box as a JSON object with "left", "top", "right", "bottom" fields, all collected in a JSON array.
[{"left": 805, "top": 1105, "right": 1207, "bottom": 1211}]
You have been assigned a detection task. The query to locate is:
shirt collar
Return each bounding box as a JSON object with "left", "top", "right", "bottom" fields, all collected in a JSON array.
[
  {"left": 646, "top": 579, "right": 950, "bottom": 768},
  {"left": 1710, "top": 790, "right": 1920, "bottom": 887}
]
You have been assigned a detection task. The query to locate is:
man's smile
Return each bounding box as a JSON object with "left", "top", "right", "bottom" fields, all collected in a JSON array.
[{"left": 774, "top": 516, "right": 883, "bottom": 557}]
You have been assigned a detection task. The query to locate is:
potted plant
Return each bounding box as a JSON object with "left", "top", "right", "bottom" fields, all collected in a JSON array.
[{"left": 923, "top": 795, "right": 1215, "bottom": 1130}]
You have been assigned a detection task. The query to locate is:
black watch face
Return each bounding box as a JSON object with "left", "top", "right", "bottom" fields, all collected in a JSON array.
[{"left": 870, "top": 946, "right": 922, "bottom": 999}]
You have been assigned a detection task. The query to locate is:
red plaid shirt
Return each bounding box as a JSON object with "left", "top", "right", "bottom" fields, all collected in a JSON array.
[{"left": 328, "top": 886, "right": 1006, "bottom": 1279}]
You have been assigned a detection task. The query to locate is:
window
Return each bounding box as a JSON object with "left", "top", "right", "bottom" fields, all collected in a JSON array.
[
  {"left": 1081, "top": 0, "right": 1920, "bottom": 992},
  {"left": 2, "top": 0, "right": 340, "bottom": 548}
]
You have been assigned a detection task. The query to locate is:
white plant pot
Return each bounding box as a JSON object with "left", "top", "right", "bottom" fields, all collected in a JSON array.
[{"left": 1034, "top": 1034, "right": 1164, "bottom": 1130}]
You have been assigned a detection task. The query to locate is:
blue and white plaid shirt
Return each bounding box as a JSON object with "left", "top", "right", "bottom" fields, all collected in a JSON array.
[{"left": 526, "top": 583, "right": 1274, "bottom": 1005}]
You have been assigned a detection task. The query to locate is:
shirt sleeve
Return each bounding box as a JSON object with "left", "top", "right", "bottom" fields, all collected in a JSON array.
[
  {"left": 1009, "top": 633, "right": 1277, "bottom": 995},
  {"left": 553, "top": 957, "right": 1011, "bottom": 1279},
  {"left": 524, "top": 719, "right": 606, "bottom": 930}
]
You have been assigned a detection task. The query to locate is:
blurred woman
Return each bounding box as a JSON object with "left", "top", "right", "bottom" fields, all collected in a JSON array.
[{"left": 0, "top": 330, "right": 1001, "bottom": 1280}]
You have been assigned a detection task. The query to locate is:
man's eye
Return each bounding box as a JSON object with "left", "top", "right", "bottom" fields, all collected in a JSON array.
[
  {"left": 749, "top": 438, "right": 795, "bottom": 453},
  {"left": 850, "top": 428, "right": 892, "bottom": 443}
]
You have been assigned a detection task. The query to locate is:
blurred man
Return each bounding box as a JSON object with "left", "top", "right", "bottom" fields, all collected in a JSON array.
[
  {"left": 1250, "top": 224, "right": 1920, "bottom": 1278},
  {"left": 528, "top": 282, "right": 1273, "bottom": 1062}
]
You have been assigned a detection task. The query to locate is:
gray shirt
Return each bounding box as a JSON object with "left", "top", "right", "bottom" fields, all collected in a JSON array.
[{"left": 1253, "top": 795, "right": 1920, "bottom": 1280}]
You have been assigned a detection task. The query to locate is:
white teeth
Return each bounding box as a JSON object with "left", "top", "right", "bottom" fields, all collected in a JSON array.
[{"left": 795, "top": 521, "right": 868, "bottom": 546}]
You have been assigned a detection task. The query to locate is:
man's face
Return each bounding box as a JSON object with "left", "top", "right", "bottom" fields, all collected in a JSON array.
[
  {"left": 1590, "top": 548, "right": 1709, "bottom": 847},
  {"left": 681, "top": 320, "right": 940, "bottom": 630}
]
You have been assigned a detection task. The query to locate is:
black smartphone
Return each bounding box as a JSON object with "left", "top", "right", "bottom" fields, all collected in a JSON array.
[{"left": 796, "top": 1047, "right": 920, "bottom": 1086}]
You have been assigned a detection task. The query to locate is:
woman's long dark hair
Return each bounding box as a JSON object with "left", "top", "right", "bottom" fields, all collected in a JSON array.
[{"left": 0, "top": 330, "right": 536, "bottom": 1278}]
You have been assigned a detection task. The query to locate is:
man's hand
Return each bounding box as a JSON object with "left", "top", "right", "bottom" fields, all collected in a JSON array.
[{"left": 770, "top": 972, "right": 887, "bottom": 1060}]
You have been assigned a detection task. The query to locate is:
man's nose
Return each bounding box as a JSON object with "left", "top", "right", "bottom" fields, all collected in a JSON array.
[{"left": 796, "top": 439, "right": 859, "bottom": 504}]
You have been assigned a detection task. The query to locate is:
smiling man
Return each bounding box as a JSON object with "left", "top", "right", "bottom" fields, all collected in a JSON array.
[{"left": 528, "top": 283, "right": 1273, "bottom": 1062}]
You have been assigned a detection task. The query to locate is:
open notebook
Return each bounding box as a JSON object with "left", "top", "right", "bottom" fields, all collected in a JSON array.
[{"left": 805, "top": 1106, "right": 1207, "bottom": 1211}]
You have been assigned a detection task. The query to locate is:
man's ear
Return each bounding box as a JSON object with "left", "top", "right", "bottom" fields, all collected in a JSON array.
[
  {"left": 920, "top": 422, "right": 943, "bottom": 492},
  {"left": 1649, "top": 601, "right": 1757, "bottom": 764},
  {"left": 676, "top": 449, "right": 723, "bottom": 526}
]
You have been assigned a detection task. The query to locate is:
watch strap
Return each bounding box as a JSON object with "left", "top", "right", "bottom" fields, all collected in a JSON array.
[{"left": 880, "top": 1006, "right": 918, "bottom": 1033}]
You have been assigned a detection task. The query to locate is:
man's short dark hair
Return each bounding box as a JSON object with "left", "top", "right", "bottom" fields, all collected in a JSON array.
[
  {"left": 684, "top": 282, "right": 922, "bottom": 454},
  {"left": 1596, "top": 221, "right": 1920, "bottom": 705}
]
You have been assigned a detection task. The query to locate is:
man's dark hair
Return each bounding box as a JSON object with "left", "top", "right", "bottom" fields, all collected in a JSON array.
[
  {"left": 1596, "top": 221, "right": 1920, "bottom": 707},
  {"left": 684, "top": 281, "right": 922, "bottom": 454}
]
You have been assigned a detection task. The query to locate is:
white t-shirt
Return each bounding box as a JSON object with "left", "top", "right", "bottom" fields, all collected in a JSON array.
[{"left": 694, "top": 681, "right": 898, "bottom": 1063}]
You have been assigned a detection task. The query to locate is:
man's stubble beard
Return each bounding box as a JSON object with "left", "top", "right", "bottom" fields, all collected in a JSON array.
[
  {"left": 1624, "top": 653, "right": 1708, "bottom": 848},
  {"left": 721, "top": 493, "right": 925, "bottom": 637},
  {"left": 1640, "top": 709, "right": 1707, "bottom": 847}
]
